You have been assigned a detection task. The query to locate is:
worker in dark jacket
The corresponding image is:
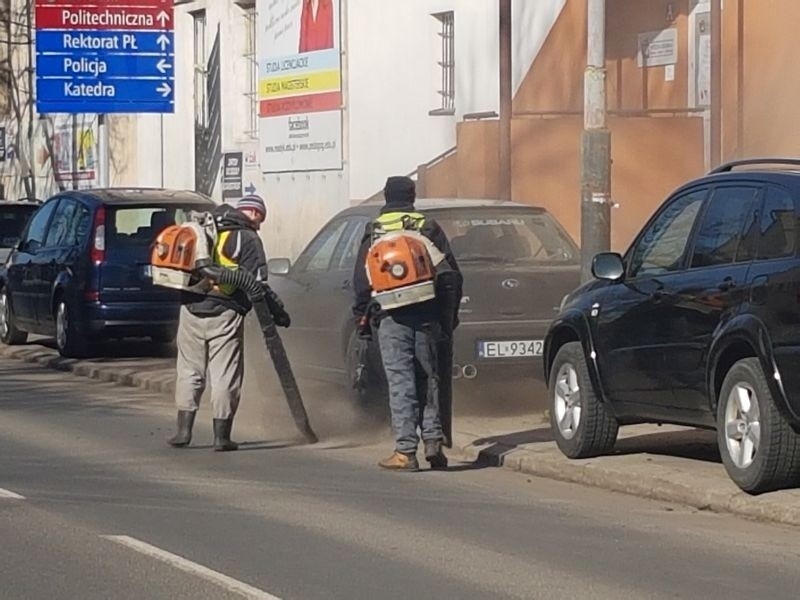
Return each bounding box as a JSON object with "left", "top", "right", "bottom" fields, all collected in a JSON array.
[
  {"left": 168, "top": 195, "right": 269, "bottom": 452},
  {"left": 353, "top": 176, "right": 462, "bottom": 471}
]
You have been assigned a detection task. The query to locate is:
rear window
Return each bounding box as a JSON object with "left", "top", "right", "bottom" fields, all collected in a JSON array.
[
  {"left": 0, "top": 206, "right": 38, "bottom": 249},
  {"left": 108, "top": 205, "right": 208, "bottom": 249},
  {"left": 437, "top": 211, "right": 578, "bottom": 264}
]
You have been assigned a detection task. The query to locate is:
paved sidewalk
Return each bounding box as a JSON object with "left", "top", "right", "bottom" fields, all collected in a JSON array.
[{"left": 4, "top": 341, "right": 800, "bottom": 528}]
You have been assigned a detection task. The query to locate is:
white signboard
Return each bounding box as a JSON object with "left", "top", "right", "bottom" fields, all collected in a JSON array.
[
  {"left": 637, "top": 28, "right": 678, "bottom": 68},
  {"left": 257, "top": 0, "right": 343, "bottom": 173}
]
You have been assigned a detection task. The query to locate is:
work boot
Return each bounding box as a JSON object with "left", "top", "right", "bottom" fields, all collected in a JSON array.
[
  {"left": 213, "top": 418, "right": 239, "bottom": 452},
  {"left": 167, "top": 410, "right": 196, "bottom": 448},
  {"left": 378, "top": 451, "right": 419, "bottom": 472},
  {"left": 424, "top": 440, "right": 448, "bottom": 470}
]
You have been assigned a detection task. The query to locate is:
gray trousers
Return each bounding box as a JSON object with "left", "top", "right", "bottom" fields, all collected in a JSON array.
[
  {"left": 174, "top": 306, "right": 244, "bottom": 420},
  {"left": 377, "top": 315, "right": 442, "bottom": 454}
]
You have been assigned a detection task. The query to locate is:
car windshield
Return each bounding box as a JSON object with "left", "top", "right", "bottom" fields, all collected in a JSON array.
[
  {"left": 0, "top": 206, "right": 37, "bottom": 249},
  {"left": 437, "top": 211, "right": 578, "bottom": 265}
]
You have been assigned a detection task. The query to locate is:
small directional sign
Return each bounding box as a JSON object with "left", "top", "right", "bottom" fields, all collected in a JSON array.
[{"left": 35, "top": 0, "right": 175, "bottom": 114}]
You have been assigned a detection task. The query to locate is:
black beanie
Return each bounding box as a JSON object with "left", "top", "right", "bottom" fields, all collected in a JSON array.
[{"left": 383, "top": 176, "right": 416, "bottom": 209}]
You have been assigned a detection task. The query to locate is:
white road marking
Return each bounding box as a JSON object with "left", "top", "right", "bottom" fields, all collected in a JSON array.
[
  {"left": 100, "top": 535, "right": 281, "bottom": 599},
  {"left": 0, "top": 487, "right": 25, "bottom": 499}
]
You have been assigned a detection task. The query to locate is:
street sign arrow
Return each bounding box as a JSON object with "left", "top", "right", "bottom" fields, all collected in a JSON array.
[
  {"left": 157, "top": 34, "right": 170, "bottom": 51},
  {"left": 156, "top": 59, "right": 172, "bottom": 74},
  {"left": 156, "top": 10, "right": 170, "bottom": 27},
  {"left": 157, "top": 82, "right": 172, "bottom": 97},
  {"left": 245, "top": 183, "right": 257, "bottom": 195}
]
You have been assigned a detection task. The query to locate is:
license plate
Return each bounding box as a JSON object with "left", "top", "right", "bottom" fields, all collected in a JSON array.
[{"left": 478, "top": 340, "right": 543, "bottom": 359}]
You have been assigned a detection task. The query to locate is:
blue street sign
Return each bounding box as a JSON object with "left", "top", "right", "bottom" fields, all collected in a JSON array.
[
  {"left": 36, "top": 31, "right": 174, "bottom": 56},
  {"left": 35, "top": 2, "right": 175, "bottom": 114},
  {"left": 36, "top": 55, "right": 175, "bottom": 78},
  {"left": 37, "top": 78, "right": 173, "bottom": 103}
]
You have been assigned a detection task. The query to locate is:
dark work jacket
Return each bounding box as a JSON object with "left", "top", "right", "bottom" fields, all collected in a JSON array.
[
  {"left": 182, "top": 205, "right": 269, "bottom": 317},
  {"left": 352, "top": 204, "right": 462, "bottom": 328}
]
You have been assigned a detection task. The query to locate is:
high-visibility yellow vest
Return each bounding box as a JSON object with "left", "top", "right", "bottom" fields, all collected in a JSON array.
[
  {"left": 374, "top": 211, "right": 426, "bottom": 234},
  {"left": 212, "top": 230, "right": 238, "bottom": 295}
]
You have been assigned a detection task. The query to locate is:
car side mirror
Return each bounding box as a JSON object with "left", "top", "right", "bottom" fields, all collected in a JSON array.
[
  {"left": 592, "top": 252, "right": 625, "bottom": 281},
  {"left": 268, "top": 258, "right": 291, "bottom": 276}
]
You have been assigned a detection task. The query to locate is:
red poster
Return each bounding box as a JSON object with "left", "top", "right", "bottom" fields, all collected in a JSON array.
[{"left": 299, "top": 0, "right": 334, "bottom": 53}]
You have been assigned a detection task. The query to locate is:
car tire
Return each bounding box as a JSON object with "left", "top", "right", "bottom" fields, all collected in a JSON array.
[
  {"left": 549, "top": 341, "right": 618, "bottom": 458},
  {"left": 716, "top": 358, "right": 800, "bottom": 494},
  {"left": 0, "top": 288, "right": 27, "bottom": 345},
  {"left": 55, "top": 299, "right": 88, "bottom": 358}
]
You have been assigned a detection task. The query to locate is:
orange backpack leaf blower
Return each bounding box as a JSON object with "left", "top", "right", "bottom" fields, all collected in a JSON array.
[
  {"left": 366, "top": 230, "right": 442, "bottom": 311},
  {"left": 149, "top": 211, "right": 317, "bottom": 444}
]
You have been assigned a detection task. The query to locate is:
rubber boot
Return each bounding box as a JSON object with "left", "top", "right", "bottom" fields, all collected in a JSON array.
[
  {"left": 167, "top": 410, "right": 196, "bottom": 448},
  {"left": 213, "top": 418, "right": 239, "bottom": 452}
]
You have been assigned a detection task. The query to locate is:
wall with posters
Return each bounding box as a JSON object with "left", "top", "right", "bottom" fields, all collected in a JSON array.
[{"left": 91, "top": 0, "right": 567, "bottom": 260}]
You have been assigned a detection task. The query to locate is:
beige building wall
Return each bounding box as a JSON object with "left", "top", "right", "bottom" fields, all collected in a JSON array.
[{"left": 426, "top": 0, "right": 706, "bottom": 252}]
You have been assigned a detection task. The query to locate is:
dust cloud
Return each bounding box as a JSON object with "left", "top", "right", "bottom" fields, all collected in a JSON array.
[{"left": 238, "top": 315, "right": 387, "bottom": 448}]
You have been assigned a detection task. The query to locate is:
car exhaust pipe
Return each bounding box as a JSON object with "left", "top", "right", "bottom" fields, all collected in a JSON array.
[
  {"left": 462, "top": 364, "right": 478, "bottom": 380},
  {"left": 452, "top": 364, "right": 463, "bottom": 379}
]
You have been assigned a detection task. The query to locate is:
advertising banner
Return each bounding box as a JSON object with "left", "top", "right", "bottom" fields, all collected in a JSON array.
[{"left": 257, "top": 0, "right": 343, "bottom": 172}]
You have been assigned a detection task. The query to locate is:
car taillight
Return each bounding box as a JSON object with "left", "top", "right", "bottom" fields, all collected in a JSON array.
[
  {"left": 91, "top": 207, "right": 106, "bottom": 264},
  {"left": 84, "top": 290, "right": 100, "bottom": 302}
]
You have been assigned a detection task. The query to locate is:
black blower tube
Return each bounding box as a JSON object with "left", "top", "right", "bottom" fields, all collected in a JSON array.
[{"left": 198, "top": 264, "right": 318, "bottom": 444}]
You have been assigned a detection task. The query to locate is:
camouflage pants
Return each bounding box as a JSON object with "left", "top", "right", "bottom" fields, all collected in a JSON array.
[{"left": 377, "top": 315, "right": 442, "bottom": 454}]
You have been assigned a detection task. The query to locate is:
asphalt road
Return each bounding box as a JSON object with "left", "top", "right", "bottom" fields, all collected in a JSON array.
[{"left": 2, "top": 358, "right": 800, "bottom": 600}]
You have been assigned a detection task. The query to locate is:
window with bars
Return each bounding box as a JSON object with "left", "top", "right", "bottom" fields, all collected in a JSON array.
[
  {"left": 242, "top": 7, "right": 258, "bottom": 140},
  {"left": 430, "top": 11, "right": 455, "bottom": 116},
  {"left": 192, "top": 10, "right": 207, "bottom": 128}
]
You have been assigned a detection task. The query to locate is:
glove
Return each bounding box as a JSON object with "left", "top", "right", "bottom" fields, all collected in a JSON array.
[
  {"left": 357, "top": 315, "right": 372, "bottom": 340},
  {"left": 264, "top": 284, "right": 291, "bottom": 328}
]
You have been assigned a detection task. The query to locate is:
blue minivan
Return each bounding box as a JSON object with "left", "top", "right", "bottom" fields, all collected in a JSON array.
[{"left": 0, "top": 188, "right": 213, "bottom": 357}]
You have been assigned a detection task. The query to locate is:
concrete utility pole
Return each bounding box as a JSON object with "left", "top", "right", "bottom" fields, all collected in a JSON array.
[
  {"left": 580, "top": 0, "right": 611, "bottom": 282},
  {"left": 498, "top": 0, "right": 512, "bottom": 201},
  {"left": 710, "top": 0, "right": 722, "bottom": 168}
]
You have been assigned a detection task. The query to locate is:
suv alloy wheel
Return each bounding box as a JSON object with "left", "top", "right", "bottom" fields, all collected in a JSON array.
[
  {"left": 717, "top": 358, "right": 800, "bottom": 494},
  {"left": 549, "top": 342, "right": 618, "bottom": 457}
]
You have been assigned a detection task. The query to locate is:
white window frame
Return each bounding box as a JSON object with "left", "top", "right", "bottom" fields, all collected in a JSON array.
[
  {"left": 242, "top": 6, "right": 258, "bottom": 140},
  {"left": 192, "top": 10, "right": 208, "bottom": 128},
  {"left": 430, "top": 11, "right": 455, "bottom": 116}
]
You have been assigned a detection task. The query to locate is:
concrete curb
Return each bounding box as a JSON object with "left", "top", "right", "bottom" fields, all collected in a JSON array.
[
  {"left": 4, "top": 342, "right": 800, "bottom": 528},
  {"left": 452, "top": 431, "right": 800, "bottom": 528},
  {"left": 0, "top": 345, "right": 176, "bottom": 394}
]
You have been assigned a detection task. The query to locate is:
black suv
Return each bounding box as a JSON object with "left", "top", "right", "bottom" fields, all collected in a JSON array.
[{"left": 544, "top": 159, "right": 800, "bottom": 494}]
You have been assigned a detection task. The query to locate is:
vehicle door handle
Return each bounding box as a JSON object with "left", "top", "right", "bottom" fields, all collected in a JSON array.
[{"left": 718, "top": 278, "right": 737, "bottom": 292}]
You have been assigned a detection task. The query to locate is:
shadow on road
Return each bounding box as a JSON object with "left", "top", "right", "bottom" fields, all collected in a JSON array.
[
  {"left": 465, "top": 423, "right": 721, "bottom": 467},
  {"left": 613, "top": 428, "right": 721, "bottom": 463}
]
